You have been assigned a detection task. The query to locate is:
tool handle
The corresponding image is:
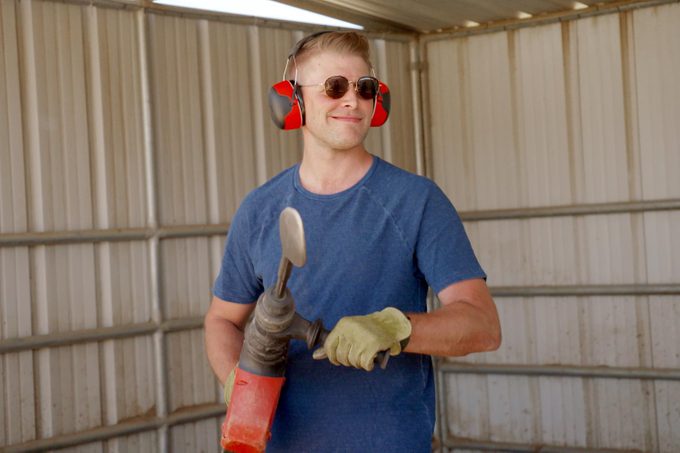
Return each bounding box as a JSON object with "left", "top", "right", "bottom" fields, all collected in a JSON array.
[{"left": 316, "top": 329, "right": 390, "bottom": 370}]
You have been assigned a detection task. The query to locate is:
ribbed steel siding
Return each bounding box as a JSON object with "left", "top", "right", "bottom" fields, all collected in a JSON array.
[
  {"left": 635, "top": 7, "right": 680, "bottom": 451},
  {"left": 169, "top": 417, "right": 220, "bottom": 452},
  {"left": 87, "top": 8, "right": 156, "bottom": 453},
  {"left": 146, "top": 18, "right": 220, "bottom": 444},
  {"left": 0, "top": 1, "right": 155, "bottom": 451},
  {"left": 0, "top": 1, "right": 416, "bottom": 451},
  {"left": 366, "top": 39, "right": 417, "bottom": 171},
  {"left": 0, "top": 0, "right": 32, "bottom": 447},
  {"left": 426, "top": 3, "right": 680, "bottom": 452}
]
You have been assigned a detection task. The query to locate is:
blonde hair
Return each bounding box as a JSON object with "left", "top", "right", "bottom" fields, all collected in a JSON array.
[{"left": 287, "top": 31, "right": 372, "bottom": 78}]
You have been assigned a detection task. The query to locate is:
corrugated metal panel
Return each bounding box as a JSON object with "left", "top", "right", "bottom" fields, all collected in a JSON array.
[
  {"left": 365, "top": 39, "right": 417, "bottom": 171},
  {"left": 574, "top": 14, "right": 632, "bottom": 204},
  {"left": 203, "top": 21, "right": 259, "bottom": 222},
  {"left": 161, "top": 238, "right": 212, "bottom": 320},
  {"left": 513, "top": 24, "right": 572, "bottom": 207},
  {"left": 425, "top": 2, "right": 680, "bottom": 452},
  {"left": 168, "top": 416, "right": 220, "bottom": 453},
  {"left": 68, "top": 431, "right": 159, "bottom": 453},
  {"left": 427, "top": 30, "right": 530, "bottom": 211},
  {"left": 148, "top": 14, "right": 209, "bottom": 227},
  {"left": 88, "top": 6, "right": 148, "bottom": 231},
  {"left": 647, "top": 208, "right": 680, "bottom": 451},
  {"left": 0, "top": 0, "right": 34, "bottom": 447},
  {"left": 645, "top": 211, "right": 680, "bottom": 284},
  {"left": 251, "top": 27, "right": 305, "bottom": 181},
  {"left": 86, "top": 7, "right": 156, "bottom": 441},
  {"left": 445, "top": 295, "right": 663, "bottom": 450},
  {"left": 445, "top": 374, "right": 661, "bottom": 450},
  {"left": 106, "top": 431, "right": 158, "bottom": 452},
  {"left": 166, "top": 330, "right": 215, "bottom": 413},
  {"left": 457, "top": 295, "right": 654, "bottom": 368},
  {"left": 466, "top": 215, "right": 644, "bottom": 288},
  {"left": 11, "top": 0, "right": 105, "bottom": 445},
  {"left": 634, "top": 4, "right": 680, "bottom": 200}
]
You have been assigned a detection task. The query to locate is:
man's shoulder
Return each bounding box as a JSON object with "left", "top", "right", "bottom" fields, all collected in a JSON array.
[
  {"left": 235, "top": 165, "right": 296, "bottom": 226},
  {"left": 241, "top": 165, "right": 296, "bottom": 205},
  {"left": 369, "top": 157, "right": 439, "bottom": 199}
]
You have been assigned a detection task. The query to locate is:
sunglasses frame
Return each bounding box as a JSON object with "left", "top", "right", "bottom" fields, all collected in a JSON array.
[{"left": 297, "top": 75, "right": 380, "bottom": 101}]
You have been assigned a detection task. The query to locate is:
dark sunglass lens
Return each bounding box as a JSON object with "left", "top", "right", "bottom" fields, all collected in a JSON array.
[
  {"left": 325, "top": 76, "right": 349, "bottom": 99},
  {"left": 357, "top": 77, "right": 379, "bottom": 100}
]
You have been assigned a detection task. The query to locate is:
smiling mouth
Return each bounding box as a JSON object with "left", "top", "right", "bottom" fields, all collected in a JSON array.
[{"left": 330, "top": 116, "right": 362, "bottom": 122}]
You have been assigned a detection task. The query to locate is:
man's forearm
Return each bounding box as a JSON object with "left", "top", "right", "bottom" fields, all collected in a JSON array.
[
  {"left": 204, "top": 314, "right": 245, "bottom": 384},
  {"left": 404, "top": 300, "right": 501, "bottom": 357}
]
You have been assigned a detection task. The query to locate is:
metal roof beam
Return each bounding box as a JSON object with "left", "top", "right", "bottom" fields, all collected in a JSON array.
[{"left": 273, "top": 0, "right": 419, "bottom": 33}]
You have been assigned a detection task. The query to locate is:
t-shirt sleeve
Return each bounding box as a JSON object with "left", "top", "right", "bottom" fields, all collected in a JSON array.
[
  {"left": 415, "top": 183, "right": 486, "bottom": 294},
  {"left": 212, "top": 202, "right": 263, "bottom": 303}
]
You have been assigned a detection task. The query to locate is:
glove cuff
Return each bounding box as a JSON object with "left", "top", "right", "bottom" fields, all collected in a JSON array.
[
  {"left": 379, "top": 307, "right": 412, "bottom": 351},
  {"left": 223, "top": 365, "right": 237, "bottom": 406},
  {"left": 399, "top": 313, "right": 412, "bottom": 350},
  {"left": 399, "top": 335, "right": 410, "bottom": 351}
]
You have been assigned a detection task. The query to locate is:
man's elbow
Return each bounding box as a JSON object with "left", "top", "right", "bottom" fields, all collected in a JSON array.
[
  {"left": 481, "top": 298, "right": 502, "bottom": 352},
  {"left": 204, "top": 307, "right": 219, "bottom": 331},
  {"left": 482, "top": 322, "right": 502, "bottom": 352}
]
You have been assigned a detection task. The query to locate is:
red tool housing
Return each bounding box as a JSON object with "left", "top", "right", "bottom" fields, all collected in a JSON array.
[{"left": 221, "top": 368, "right": 286, "bottom": 453}]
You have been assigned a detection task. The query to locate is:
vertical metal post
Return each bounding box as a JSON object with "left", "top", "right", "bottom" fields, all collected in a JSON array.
[
  {"left": 249, "top": 26, "right": 268, "bottom": 186},
  {"left": 198, "top": 18, "right": 225, "bottom": 406},
  {"left": 137, "top": 8, "right": 168, "bottom": 452},
  {"left": 415, "top": 37, "right": 441, "bottom": 451},
  {"left": 417, "top": 37, "right": 434, "bottom": 179},
  {"left": 83, "top": 2, "right": 121, "bottom": 439},
  {"left": 409, "top": 39, "right": 425, "bottom": 177},
  {"left": 18, "top": 0, "right": 53, "bottom": 440}
]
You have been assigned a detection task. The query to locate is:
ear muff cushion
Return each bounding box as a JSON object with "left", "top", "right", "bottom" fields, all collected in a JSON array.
[
  {"left": 269, "top": 80, "right": 304, "bottom": 130},
  {"left": 370, "top": 81, "right": 391, "bottom": 127}
]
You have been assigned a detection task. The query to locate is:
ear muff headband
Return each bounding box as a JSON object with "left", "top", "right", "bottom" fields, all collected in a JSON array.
[
  {"left": 268, "top": 32, "right": 331, "bottom": 131},
  {"left": 268, "top": 32, "right": 391, "bottom": 130},
  {"left": 287, "top": 31, "right": 332, "bottom": 61}
]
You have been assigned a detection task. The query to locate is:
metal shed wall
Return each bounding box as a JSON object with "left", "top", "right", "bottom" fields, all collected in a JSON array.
[
  {"left": 0, "top": 0, "right": 416, "bottom": 451},
  {"left": 424, "top": 3, "right": 680, "bottom": 452}
]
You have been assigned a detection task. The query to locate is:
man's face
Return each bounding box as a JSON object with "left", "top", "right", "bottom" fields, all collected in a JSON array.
[{"left": 298, "top": 51, "right": 374, "bottom": 153}]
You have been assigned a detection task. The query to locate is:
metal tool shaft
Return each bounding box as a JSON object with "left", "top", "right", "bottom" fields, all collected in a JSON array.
[{"left": 275, "top": 258, "right": 293, "bottom": 298}]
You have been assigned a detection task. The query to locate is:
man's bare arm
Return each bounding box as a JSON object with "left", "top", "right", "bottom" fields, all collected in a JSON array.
[
  {"left": 403, "top": 278, "right": 501, "bottom": 357},
  {"left": 204, "top": 295, "right": 256, "bottom": 384}
]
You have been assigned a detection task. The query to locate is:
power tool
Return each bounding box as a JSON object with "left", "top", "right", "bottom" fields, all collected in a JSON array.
[{"left": 220, "top": 207, "right": 389, "bottom": 453}]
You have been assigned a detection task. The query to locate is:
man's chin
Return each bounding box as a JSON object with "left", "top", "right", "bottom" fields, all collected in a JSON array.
[
  {"left": 328, "top": 137, "right": 368, "bottom": 152},
  {"left": 332, "top": 130, "right": 370, "bottom": 149},
  {"left": 304, "top": 126, "right": 369, "bottom": 152}
]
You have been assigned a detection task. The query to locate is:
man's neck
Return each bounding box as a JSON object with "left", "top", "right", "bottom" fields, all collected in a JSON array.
[{"left": 298, "top": 146, "right": 373, "bottom": 195}]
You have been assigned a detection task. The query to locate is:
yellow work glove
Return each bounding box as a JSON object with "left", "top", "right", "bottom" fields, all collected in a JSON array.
[
  {"left": 312, "top": 307, "right": 411, "bottom": 371},
  {"left": 223, "top": 366, "right": 236, "bottom": 406}
]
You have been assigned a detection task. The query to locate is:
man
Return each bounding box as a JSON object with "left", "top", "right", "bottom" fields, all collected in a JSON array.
[{"left": 204, "top": 31, "right": 501, "bottom": 452}]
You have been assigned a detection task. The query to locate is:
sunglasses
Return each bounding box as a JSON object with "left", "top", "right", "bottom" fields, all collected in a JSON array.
[{"left": 298, "top": 76, "right": 380, "bottom": 100}]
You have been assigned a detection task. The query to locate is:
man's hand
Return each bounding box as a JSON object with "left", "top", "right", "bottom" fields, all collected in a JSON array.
[
  {"left": 223, "top": 366, "right": 236, "bottom": 406},
  {"left": 312, "top": 307, "right": 411, "bottom": 371}
]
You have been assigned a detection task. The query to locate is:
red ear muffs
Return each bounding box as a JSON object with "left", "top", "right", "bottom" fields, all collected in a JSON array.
[
  {"left": 370, "top": 81, "right": 391, "bottom": 127},
  {"left": 269, "top": 80, "right": 304, "bottom": 130}
]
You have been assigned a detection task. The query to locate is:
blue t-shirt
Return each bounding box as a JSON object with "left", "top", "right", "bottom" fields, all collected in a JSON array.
[{"left": 214, "top": 155, "right": 485, "bottom": 452}]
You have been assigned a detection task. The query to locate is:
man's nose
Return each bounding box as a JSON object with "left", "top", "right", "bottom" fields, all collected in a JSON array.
[{"left": 340, "top": 82, "right": 359, "bottom": 107}]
